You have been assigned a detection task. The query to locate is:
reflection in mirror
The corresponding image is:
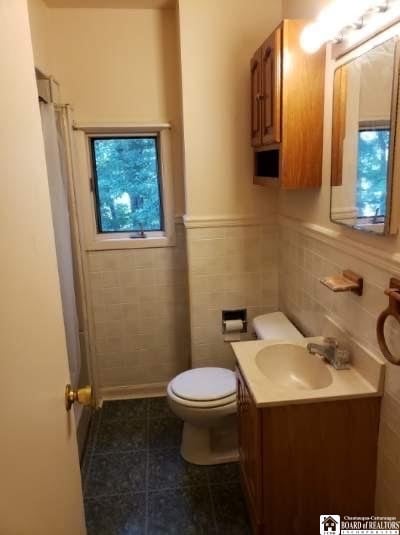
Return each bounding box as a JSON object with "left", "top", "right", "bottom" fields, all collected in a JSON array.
[{"left": 331, "top": 37, "right": 398, "bottom": 235}]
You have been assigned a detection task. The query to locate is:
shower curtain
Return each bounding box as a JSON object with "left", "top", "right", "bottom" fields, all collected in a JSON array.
[{"left": 40, "top": 102, "right": 81, "bottom": 389}]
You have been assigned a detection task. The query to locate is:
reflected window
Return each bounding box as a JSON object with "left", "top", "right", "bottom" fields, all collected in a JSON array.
[{"left": 356, "top": 125, "right": 390, "bottom": 218}]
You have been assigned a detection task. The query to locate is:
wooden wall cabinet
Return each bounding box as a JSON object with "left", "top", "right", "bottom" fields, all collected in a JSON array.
[
  {"left": 236, "top": 367, "right": 381, "bottom": 535},
  {"left": 251, "top": 20, "right": 326, "bottom": 189},
  {"left": 251, "top": 28, "right": 281, "bottom": 147}
]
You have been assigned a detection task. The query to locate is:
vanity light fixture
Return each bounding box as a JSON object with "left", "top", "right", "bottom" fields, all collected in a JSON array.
[{"left": 300, "top": 0, "right": 395, "bottom": 53}]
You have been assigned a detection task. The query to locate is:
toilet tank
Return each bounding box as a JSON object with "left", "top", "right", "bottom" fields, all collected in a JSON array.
[{"left": 252, "top": 312, "right": 303, "bottom": 341}]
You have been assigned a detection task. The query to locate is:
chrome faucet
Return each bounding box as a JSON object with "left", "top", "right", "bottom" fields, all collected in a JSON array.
[{"left": 306, "top": 337, "right": 350, "bottom": 370}]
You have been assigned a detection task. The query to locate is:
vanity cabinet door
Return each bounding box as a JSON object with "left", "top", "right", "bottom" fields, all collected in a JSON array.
[
  {"left": 261, "top": 28, "right": 281, "bottom": 146},
  {"left": 236, "top": 368, "right": 263, "bottom": 531}
]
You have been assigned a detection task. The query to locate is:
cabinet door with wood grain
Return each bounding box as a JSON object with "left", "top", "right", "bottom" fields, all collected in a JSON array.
[
  {"left": 236, "top": 368, "right": 263, "bottom": 532},
  {"left": 251, "top": 48, "right": 262, "bottom": 147},
  {"left": 261, "top": 27, "right": 281, "bottom": 146}
]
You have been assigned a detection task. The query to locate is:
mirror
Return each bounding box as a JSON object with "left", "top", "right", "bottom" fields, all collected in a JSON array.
[{"left": 331, "top": 37, "right": 399, "bottom": 235}]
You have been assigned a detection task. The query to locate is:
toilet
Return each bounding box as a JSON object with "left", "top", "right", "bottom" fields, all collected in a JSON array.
[{"left": 167, "top": 311, "right": 304, "bottom": 465}]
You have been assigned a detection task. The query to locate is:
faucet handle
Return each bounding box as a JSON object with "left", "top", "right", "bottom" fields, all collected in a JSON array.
[
  {"left": 324, "top": 337, "right": 339, "bottom": 347},
  {"left": 334, "top": 347, "right": 351, "bottom": 369}
]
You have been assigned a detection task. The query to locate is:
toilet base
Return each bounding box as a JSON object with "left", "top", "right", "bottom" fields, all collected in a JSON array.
[{"left": 180, "top": 421, "right": 239, "bottom": 466}]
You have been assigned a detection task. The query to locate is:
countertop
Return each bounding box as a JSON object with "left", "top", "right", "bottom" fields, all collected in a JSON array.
[{"left": 231, "top": 337, "right": 385, "bottom": 408}]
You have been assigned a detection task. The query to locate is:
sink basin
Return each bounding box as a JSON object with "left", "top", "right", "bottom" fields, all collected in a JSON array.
[{"left": 255, "top": 344, "right": 333, "bottom": 391}]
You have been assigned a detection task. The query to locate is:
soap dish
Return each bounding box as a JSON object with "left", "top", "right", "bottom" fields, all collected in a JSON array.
[{"left": 320, "top": 270, "right": 363, "bottom": 296}]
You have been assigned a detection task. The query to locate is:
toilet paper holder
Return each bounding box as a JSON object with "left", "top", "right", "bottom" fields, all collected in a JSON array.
[{"left": 222, "top": 309, "right": 247, "bottom": 334}]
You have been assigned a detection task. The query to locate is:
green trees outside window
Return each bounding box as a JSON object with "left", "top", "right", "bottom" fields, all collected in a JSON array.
[{"left": 91, "top": 137, "right": 163, "bottom": 233}]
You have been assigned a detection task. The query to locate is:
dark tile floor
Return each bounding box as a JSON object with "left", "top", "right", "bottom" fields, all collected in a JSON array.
[{"left": 82, "top": 397, "right": 251, "bottom": 535}]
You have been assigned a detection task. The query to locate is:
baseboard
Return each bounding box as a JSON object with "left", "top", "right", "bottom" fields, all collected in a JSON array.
[
  {"left": 99, "top": 381, "right": 168, "bottom": 405},
  {"left": 77, "top": 406, "right": 92, "bottom": 461}
]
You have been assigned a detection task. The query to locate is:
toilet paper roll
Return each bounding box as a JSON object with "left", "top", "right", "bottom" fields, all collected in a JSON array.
[
  {"left": 224, "top": 319, "right": 244, "bottom": 332},
  {"left": 224, "top": 319, "right": 244, "bottom": 342}
]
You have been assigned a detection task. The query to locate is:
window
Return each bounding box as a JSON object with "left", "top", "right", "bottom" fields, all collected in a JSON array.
[
  {"left": 90, "top": 136, "right": 164, "bottom": 234},
  {"left": 74, "top": 125, "right": 174, "bottom": 250},
  {"left": 356, "top": 126, "right": 390, "bottom": 218}
]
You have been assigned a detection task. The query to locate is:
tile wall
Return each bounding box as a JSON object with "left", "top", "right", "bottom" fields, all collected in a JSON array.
[
  {"left": 87, "top": 223, "right": 190, "bottom": 392},
  {"left": 279, "top": 221, "right": 400, "bottom": 516},
  {"left": 186, "top": 223, "right": 279, "bottom": 369}
]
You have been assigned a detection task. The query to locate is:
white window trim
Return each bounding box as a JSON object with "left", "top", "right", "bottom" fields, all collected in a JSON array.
[{"left": 73, "top": 123, "right": 176, "bottom": 251}]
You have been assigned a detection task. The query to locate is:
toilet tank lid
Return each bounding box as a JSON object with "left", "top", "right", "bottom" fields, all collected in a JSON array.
[{"left": 253, "top": 312, "right": 303, "bottom": 341}]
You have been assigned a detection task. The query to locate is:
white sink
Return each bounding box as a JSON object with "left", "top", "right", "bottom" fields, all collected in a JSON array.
[
  {"left": 231, "top": 335, "right": 384, "bottom": 407},
  {"left": 255, "top": 343, "right": 333, "bottom": 391}
]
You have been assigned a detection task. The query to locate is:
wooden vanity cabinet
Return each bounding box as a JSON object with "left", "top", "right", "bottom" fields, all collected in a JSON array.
[
  {"left": 251, "top": 20, "right": 325, "bottom": 189},
  {"left": 236, "top": 366, "right": 381, "bottom": 535},
  {"left": 237, "top": 368, "right": 263, "bottom": 533}
]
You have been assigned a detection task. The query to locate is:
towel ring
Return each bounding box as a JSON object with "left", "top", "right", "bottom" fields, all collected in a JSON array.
[{"left": 377, "top": 278, "right": 400, "bottom": 366}]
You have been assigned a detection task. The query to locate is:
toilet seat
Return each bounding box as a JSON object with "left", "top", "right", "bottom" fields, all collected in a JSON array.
[{"left": 168, "top": 367, "right": 237, "bottom": 409}]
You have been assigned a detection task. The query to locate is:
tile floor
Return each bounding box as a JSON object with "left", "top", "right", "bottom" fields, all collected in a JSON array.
[{"left": 82, "top": 397, "right": 251, "bottom": 534}]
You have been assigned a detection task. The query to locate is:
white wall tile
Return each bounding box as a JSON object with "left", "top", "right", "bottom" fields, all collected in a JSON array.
[
  {"left": 87, "top": 223, "right": 190, "bottom": 390},
  {"left": 187, "top": 223, "right": 279, "bottom": 368}
]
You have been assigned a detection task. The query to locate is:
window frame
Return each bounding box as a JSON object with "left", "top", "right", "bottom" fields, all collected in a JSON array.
[
  {"left": 73, "top": 124, "right": 175, "bottom": 251},
  {"left": 90, "top": 134, "right": 165, "bottom": 234}
]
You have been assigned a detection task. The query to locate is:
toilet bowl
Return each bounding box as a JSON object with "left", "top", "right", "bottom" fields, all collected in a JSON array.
[
  {"left": 167, "top": 311, "right": 304, "bottom": 466},
  {"left": 167, "top": 367, "right": 238, "bottom": 465}
]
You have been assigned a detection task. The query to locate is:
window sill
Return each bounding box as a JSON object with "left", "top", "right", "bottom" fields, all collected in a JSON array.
[{"left": 86, "top": 234, "right": 176, "bottom": 251}]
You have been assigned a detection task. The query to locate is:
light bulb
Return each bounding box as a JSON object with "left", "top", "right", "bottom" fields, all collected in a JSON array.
[
  {"left": 300, "top": 0, "right": 397, "bottom": 54},
  {"left": 300, "top": 23, "right": 326, "bottom": 54},
  {"left": 366, "top": 0, "right": 389, "bottom": 12},
  {"left": 317, "top": 0, "right": 367, "bottom": 36}
]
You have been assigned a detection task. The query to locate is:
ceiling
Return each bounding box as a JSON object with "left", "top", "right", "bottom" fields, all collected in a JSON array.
[{"left": 44, "top": 0, "right": 175, "bottom": 8}]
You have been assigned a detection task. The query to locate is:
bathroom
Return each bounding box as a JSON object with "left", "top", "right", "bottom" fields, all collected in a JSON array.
[{"left": 3, "top": 0, "right": 400, "bottom": 533}]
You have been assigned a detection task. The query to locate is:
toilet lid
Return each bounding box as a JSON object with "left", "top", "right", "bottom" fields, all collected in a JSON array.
[{"left": 170, "top": 367, "right": 236, "bottom": 402}]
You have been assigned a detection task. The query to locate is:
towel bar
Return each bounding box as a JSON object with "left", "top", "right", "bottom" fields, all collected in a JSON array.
[{"left": 377, "top": 277, "right": 400, "bottom": 365}]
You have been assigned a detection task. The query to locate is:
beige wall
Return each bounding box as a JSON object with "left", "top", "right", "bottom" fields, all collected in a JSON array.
[
  {"left": 28, "top": 0, "right": 51, "bottom": 73},
  {"left": 46, "top": 7, "right": 185, "bottom": 215},
  {"left": 46, "top": 9, "right": 176, "bottom": 121},
  {"left": 283, "top": 0, "right": 329, "bottom": 19},
  {"left": 178, "top": 0, "right": 282, "bottom": 219}
]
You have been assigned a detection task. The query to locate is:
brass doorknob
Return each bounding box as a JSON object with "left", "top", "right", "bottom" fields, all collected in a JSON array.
[{"left": 65, "top": 384, "right": 93, "bottom": 411}]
